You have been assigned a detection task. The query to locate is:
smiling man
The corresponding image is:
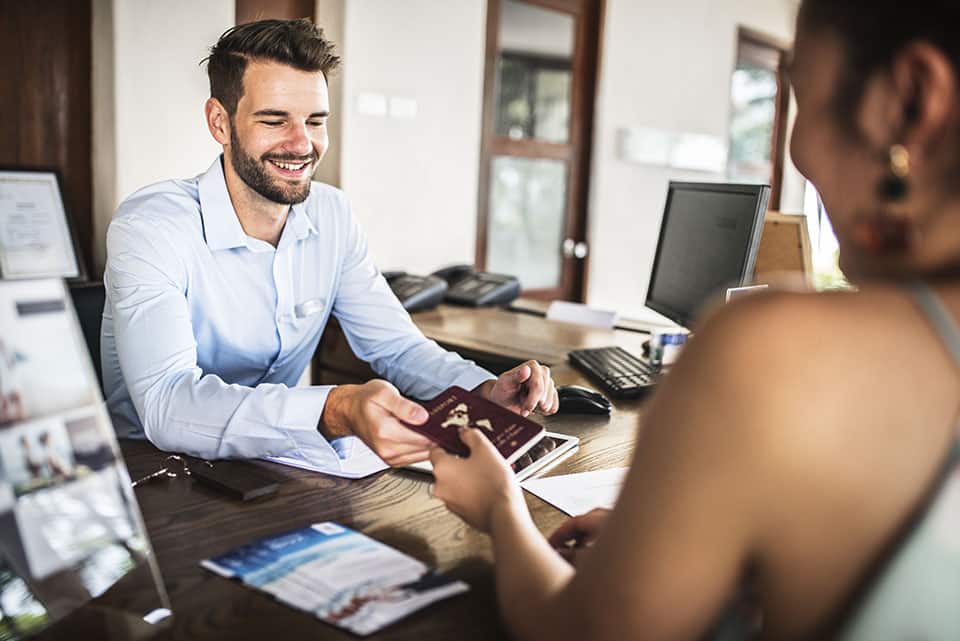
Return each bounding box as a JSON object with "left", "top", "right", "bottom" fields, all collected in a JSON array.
[{"left": 102, "top": 19, "right": 558, "bottom": 476}]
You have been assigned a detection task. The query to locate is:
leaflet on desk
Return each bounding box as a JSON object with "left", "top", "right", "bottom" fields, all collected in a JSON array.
[{"left": 201, "top": 522, "right": 468, "bottom": 636}]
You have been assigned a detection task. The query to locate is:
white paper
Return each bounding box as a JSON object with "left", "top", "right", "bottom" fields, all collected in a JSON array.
[
  {"left": 545, "top": 301, "right": 618, "bottom": 329},
  {"left": 0, "top": 171, "right": 80, "bottom": 278},
  {"left": 521, "top": 467, "right": 628, "bottom": 516},
  {"left": 266, "top": 437, "right": 389, "bottom": 479}
]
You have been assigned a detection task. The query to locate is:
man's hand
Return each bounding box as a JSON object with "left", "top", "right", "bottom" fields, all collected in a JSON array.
[
  {"left": 476, "top": 360, "right": 558, "bottom": 417},
  {"left": 319, "top": 380, "right": 432, "bottom": 466}
]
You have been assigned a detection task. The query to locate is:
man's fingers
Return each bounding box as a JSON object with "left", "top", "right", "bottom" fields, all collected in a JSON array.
[
  {"left": 506, "top": 364, "right": 532, "bottom": 389},
  {"left": 376, "top": 390, "right": 429, "bottom": 425},
  {"left": 544, "top": 388, "right": 560, "bottom": 415},
  {"left": 522, "top": 364, "right": 548, "bottom": 413},
  {"left": 527, "top": 365, "right": 558, "bottom": 415},
  {"left": 378, "top": 420, "right": 432, "bottom": 449}
]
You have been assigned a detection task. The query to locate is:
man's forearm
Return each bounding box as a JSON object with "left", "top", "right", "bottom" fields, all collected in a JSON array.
[{"left": 318, "top": 384, "right": 357, "bottom": 439}]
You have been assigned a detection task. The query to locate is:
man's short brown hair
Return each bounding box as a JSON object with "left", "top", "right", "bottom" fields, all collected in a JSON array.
[{"left": 204, "top": 19, "right": 340, "bottom": 116}]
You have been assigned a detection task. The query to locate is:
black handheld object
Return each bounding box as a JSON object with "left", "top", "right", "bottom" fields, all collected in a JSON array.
[
  {"left": 556, "top": 385, "right": 612, "bottom": 415},
  {"left": 190, "top": 461, "right": 280, "bottom": 501}
]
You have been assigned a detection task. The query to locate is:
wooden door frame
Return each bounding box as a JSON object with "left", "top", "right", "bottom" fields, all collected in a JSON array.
[
  {"left": 735, "top": 26, "right": 791, "bottom": 212},
  {"left": 475, "top": 0, "right": 603, "bottom": 302}
]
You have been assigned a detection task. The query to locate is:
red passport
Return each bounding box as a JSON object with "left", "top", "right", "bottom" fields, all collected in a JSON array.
[{"left": 404, "top": 386, "right": 545, "bottom": 464}]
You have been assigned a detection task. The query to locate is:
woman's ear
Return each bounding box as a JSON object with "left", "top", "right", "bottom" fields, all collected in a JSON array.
[{"left": 889, "top": 42, "right": 957, "bottom": 153}]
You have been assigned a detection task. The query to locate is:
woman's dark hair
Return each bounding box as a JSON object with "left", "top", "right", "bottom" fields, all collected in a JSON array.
[
  {"left": 799, "top": 1, "right": 960, "bottom": 121},
  {"left": 203, "top": 19, "right": 340, "bottom": 116}
]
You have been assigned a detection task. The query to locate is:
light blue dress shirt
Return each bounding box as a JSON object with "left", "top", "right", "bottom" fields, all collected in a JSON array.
[{"left": 102, "top": 157, "right": 495, "bottom": 476}]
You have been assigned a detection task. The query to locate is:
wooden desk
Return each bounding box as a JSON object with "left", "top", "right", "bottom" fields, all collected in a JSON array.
[
  {"left": 314, "top": 302, "right": 651, "bottom": 381},
  {"left": 123, "top": 306, "right": 648, "bottom": 640}
]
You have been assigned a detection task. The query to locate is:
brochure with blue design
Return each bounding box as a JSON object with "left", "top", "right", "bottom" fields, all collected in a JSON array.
[{"left": 201, "top": 522, "right": 469, "bottom": 636}]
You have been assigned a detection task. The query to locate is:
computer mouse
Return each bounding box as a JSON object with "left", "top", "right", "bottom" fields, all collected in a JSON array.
[{"left": 556, "top": 385, "right": 612, "bottom": 415}]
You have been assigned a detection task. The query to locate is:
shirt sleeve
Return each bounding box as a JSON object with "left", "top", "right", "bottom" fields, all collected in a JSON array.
[
  {"left": 105, "top": 216, "right": 350, "bottom": 472},
  {"left": 330, "top": 201, "right": 497, "bottom": 399}
]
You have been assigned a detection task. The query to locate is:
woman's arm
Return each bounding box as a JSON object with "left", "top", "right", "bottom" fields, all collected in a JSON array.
[{"left": 431, "top": 294, "right": 818, "bottom": 641}]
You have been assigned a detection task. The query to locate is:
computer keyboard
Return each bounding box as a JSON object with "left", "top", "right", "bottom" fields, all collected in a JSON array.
[{"left": 568, "top": 346, "right": 658, "bottom": 398}]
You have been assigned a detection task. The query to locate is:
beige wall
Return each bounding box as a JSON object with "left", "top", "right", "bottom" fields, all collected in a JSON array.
[
  {"left": 92, "top": 0, "right": 233, "bottom": 275},
  {"left": 337, "top": 0, "right": 488, "bottom": 275},
  {"left": 314, "top": 0, "right": 345, "bottom": 188}
]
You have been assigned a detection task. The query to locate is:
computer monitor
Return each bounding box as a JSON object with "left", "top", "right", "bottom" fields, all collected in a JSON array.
[{"left": 644, "top": 181, "right": 770, "bottom": 327}]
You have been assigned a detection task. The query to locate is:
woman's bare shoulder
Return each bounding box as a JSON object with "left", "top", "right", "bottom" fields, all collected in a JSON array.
[
  {"left": 680, "top": 289, "right": 859, "bottom": 389},
  {"left": 657, "top": 286, "right": 926, "bottom": 470}
]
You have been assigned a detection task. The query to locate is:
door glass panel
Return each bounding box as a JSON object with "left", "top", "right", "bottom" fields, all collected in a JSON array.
[
  {"left": 727, "top": 41, "right": 780, "bottom": 183},
  {"left": 486, "top": 156, "right": 567, "bottom": 289},
  {"left": 495, "top": 0, "right": 574, "bottom": 143}
]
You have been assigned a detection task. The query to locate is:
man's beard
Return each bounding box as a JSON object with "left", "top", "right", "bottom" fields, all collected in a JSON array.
[{"left": 229, "top": 126, "right": 313, "bottom": 205}]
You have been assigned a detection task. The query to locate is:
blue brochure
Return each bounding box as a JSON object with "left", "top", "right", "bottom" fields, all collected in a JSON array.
[{"left": 201, "top": 522, "right": 468, "bottom": 636}]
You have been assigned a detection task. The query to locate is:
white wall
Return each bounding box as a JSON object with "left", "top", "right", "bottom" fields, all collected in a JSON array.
[
  {"left": 338, "top": 0, "right": 487, "bottom": 274},
  {"left": 92, "top": 0, "right": 232, "bottom": 274},
  {"left": 314, "top": 0, "right": 345, "bottom": 188},
  {"left": 586, "top": 0, "right": 800, "bottom": 316}
]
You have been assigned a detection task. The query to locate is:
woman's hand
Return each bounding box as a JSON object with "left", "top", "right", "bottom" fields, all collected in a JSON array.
[
  {"left": 430, "top": 427, "right": 527, "bottom": 533},
  {"left": 547, "top": 508, "right": 611, "bottom": 565}
]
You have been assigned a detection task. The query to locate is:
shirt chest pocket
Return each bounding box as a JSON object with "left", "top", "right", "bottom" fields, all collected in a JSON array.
[{"left": 277, "top": 297, "right": 329, "bottom": 343}]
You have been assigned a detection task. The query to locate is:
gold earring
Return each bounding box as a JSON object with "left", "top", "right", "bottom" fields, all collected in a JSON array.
[
  {"left": 853, "top": 144, "right": 915, "bottom": 254},
  {"left": 879, "top": 144, "right": 910, "bottom": 201}
]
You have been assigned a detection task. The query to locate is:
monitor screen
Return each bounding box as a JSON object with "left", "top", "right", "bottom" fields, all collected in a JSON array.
[{"left": 645, "top": 182, "right": 769, "bottom": 327}]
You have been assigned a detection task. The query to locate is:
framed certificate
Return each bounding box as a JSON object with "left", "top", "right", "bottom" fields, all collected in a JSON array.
[{"left": 0, "top": 169, "right": 84, "bottom": 280}]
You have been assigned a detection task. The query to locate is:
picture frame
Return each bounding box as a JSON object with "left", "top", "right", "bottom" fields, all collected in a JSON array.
[{"left": 0, "top": 168, "right": 85, "bottom": 281}]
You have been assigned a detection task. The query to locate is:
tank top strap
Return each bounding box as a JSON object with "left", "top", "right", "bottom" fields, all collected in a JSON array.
[
  {"left": 909, "top": 282, "right": 960, "bottom": 454},
  {"left": 909, "top": 282, "right": 960, "bottom": 369}
]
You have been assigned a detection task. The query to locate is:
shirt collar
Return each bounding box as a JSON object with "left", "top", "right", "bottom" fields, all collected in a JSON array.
[
  {"left": 197, "top": 156, "right": 319, "bottom": 251},
  {"left": 198, "top": 157, "right": 248, "bottom": 251},
  {"left": 286, "top": 201, "right": 318, "bottom": 243}
]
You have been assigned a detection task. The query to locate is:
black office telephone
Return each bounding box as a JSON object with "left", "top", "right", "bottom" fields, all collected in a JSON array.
[
  {"left": 384, "top": 264, "right": 521, "bottom": 311},
  {"left": 383, "top": 271, "right": 448, "bottom": 313},
  {"left": 431, "top": 264, "right": 521, "bottom": 307}
]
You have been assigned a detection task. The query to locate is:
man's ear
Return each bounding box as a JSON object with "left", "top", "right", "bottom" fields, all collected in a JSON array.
[{"left": 205, "top": 98, "right": 231, "bottom": 147}]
